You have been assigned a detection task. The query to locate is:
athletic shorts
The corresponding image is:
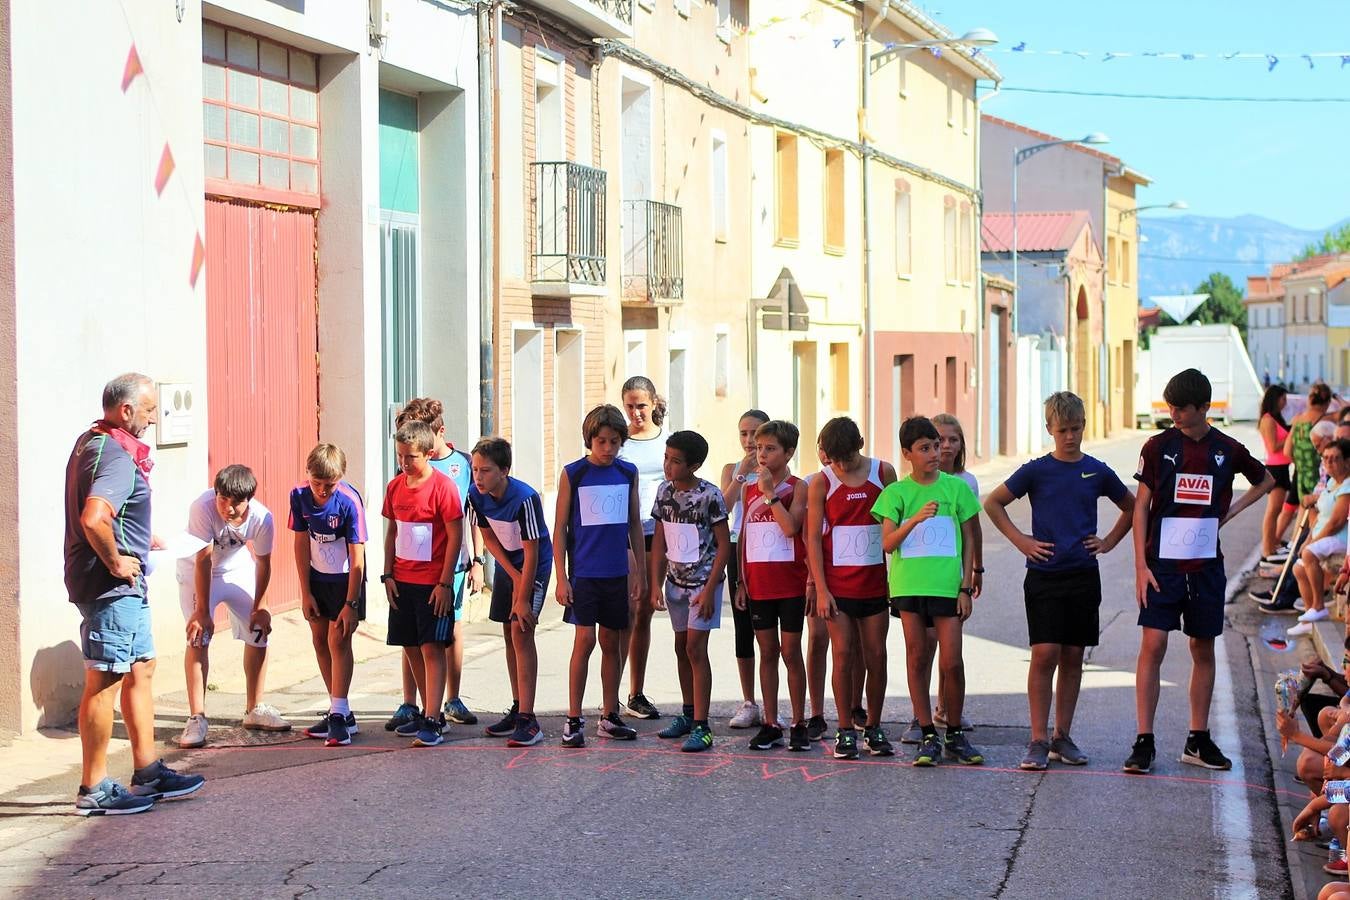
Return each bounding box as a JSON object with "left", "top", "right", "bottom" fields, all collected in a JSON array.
[
  {"left": 835, "top": 596, "right": 888, "bottom": 619},
  {"left": 386, "top": 581, "right": 454, "bottom": 647},
  {"left": 489, "top": 565, "right": 550, "bottom": 624},
  {"left": 310, "top": 576, "right": 366, "bottom": 623},
  {"left": 1137, "top": 563, "right": 1226, "bottom": 639},
  {"left": 565, "top": 576, "right": 630, "bottom": 630},
  {"left": 1303, "top": 535, "right": 1348, "bottom": 562},
  {"left": 665, "top": 581, "right": 723, "bottom": 632},
  {"left": 1267, "top": 463, "right": 1291, "bottom": 493},
  {"left": 76, "top": 595, "right": 155, "bottom": 673},
  {"left": 178, "top": 569, "right": 267, "bottom": 648},
  {"left": 749, "top": 595, "right": 806, "bottom": 633},
  {"left": 889, "top": 595, "right": 958, "bottom": 627},
  {"left": 728, "top": 546, "right": 755, "bottom": 658},
  {"left": 1023, "top": 567, "right": 1102, "bottom": 647}
]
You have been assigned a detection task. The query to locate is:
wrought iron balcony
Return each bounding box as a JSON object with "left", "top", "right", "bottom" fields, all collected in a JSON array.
[
  {"left": 589, "top": 0, "right": 632, "bottom": 23},
  {"left": 622, "top": 199, "right": 684, "bottom": 304},
  {"left": 532, "top": 161, "right": 607, "bottom": 288},
  {"left": 527, "top": 0, "right": 632, "bottom": 38}
]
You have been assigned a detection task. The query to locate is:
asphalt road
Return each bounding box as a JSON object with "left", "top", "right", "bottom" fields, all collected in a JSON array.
[{"left": 0, "top": 426, "right": 1291, "bottom": 899}]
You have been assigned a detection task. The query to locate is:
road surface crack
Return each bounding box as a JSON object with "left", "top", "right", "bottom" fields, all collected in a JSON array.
[
  {"left": 360, "top": 863, "right": 395, "bottom": 885},
  {"left": 992, "top": 779, "right": 1040, "bottom": 898}
]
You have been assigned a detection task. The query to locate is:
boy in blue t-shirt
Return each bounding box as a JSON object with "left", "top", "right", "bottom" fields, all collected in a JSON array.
[
  {"left": 289, "top": 443, "right": 368, "bottom": 747},
  {"left": 983, "top": 392, "right": 1134, "bottom": 771},
  {"left": 554, "top": 404, "right": 647, "bottom": 747},
  {"left": 467, "top": 437, "right": 554, "bottom": 748}
]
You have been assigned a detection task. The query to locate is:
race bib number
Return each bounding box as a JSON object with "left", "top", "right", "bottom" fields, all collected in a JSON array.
[
  {"left": 1174, "top": 474, "right": 1213, "bottom": 505},
  {"left": 663, "top": 521, "right": 701, "bottom": 564},
  {"left": 310, "top": 535, "right": 350, "bottom": 575},
  {"left": 1159, "top": 516, "right": 1218, "bottom": 560},
  {"left": 832, "top": 524, "right": 883, "bottom": 568},
  {"left": 900, "top": 516, "right": 957, "bottom": 559},
  {"left": 489, "top": 518, "right": 523, "bottom": 552},
  {"left": 578, "top": 484, "right": 628, "bottom": 526},
  {"left": 395, "top": 521, "right": 434, "bottom": 562},
  {"left": 745, "top": 520, "right": 795, "bottom": 563}
]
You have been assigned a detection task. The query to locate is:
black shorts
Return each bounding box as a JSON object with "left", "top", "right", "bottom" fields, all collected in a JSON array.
[
  {"left": 835, "top": 596, "right": 888, "bottom": 619},
  {"left": 889, "top": 595, "right": 958, "bottom": 627},
  {"left": 749, "top": 595, "right": 806, "bottom": 633},
  {"left": 386, "top": 581, "right": 454, "bottom": 647},
  {"left": 565, "top": 576, "right": 630, "bottom": 630},
  {"left": 1137, "top": 562, "right": 1226, "bottom": 639},
  {"left": 309, "top": 576, "right": 365, "bottom": 622},
  {"left": 1023, "top": 567, "right": 1101, "bottom": 647},
  {"left": 1267, "top": 463, "right": 1291, "bottom": 493},
  {"left": 489, "top": 566, "right": 550, "bottom": 624},
  {"left": 728, "top": 547, "right": 755, "bottom": 658}
]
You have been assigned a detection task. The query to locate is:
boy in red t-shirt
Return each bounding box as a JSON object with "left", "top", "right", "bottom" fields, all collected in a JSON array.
[{"left": 381, "top": 420, "right": 464, "bottom": 747}]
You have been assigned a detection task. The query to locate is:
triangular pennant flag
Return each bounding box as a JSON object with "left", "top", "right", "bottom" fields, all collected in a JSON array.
[
  {"left": 154, "top": 145, "right": 175, "bottom": 196},
  {"left": 121, "top": 45, "right": 144, "bottom": 92},
  {"left": 189, "top": 232, "right": 205, "bottom": 288}
]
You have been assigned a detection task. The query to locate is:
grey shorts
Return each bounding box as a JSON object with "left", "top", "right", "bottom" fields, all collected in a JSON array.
[
  {"left": 665, "top": 581, "right": 723, "bottom": 633},
  {"left": 76, "top": 595, "right": 156, "bottom": 673}
]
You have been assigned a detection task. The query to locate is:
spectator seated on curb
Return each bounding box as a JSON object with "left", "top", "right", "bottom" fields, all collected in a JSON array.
[{"left": 1292, "top": 746, "right": 1350, "bottom": 878}]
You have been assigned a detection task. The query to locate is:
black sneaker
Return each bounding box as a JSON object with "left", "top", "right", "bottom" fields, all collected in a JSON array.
[
  {"left": 561, "top": 716, "right": 586, "bottom": 748},
  {"left": 1257, "top": 597, "right": 1298, "bottom": 615},
  {"left": 833, "top": 728, "right": 860, "bottom": 760},
  {"left": 129, "top": 760, "right": 206, "bottom": 800},
  {"left": 484, "top": 704, "right": 520, "bottom": 738},
  {"left": 943, "top": 730, "right": 984, "bottom": 765},
  {"left": 788, "top": 722, "right": 810, "bottom": 752},
  {"left": 851, "top": 706, "right": 867, "bottom": 730},
  {"left": 864, "top": 726, "right": 895, "bottom": 757},
  {"left": 306, "top": 711, "right": 358, "bottom": 740},
  {"left": 1181, "top": 732, "right": 1232, "bottom": 770},
  {"left": 1247, "top": 588, "right": 1274, "bottom": 603},
  {"left": 324, "top": 712, "right": 351, "bottom": 747},
  {"left": 806, "top": 715, "right": 828, "bottom": 742},
  {"left": 624, "top": 693, "right": 661, "bottom": 719},
  {"left": 1122, "top": 735, "right": 1155, "bottom": 774},
  {"left": 913, "top": 732, "right": 942, "bottom": 767},
  {"left": 749, "top": 723, "right": 785, "bottom": 750}
]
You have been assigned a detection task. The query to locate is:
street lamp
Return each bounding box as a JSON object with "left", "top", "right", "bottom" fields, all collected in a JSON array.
[
  {"left": 1010, "top": 132, "right": 1109, "bottom": 333},
  {"left": 1119, "top": 200, "right": 1188, "bottom": 221}
]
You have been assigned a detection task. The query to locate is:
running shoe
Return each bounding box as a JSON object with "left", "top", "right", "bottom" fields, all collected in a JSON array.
[
  {"left": 308, "top": 712, "right": 359, "bottom": 739},
  {"left": 75, "top": 779, "right": 154, "bottom": 817},
  {"left": 1257, "top": 598, "right": 1298, "bottom": 615},
  {"left": 833, "top": 728, "right": 860, "bottom": 760},
  {"left": 243, "top": 704, "right": 291, "bottom": 732},
  {"left": 1020, "top": 739, "right": 1050, "bottom": 771},
  {"left": 913, "top": 732, "right": 942, "bottom": 767},
  {"left": 681, "top": 724, "right": 713, "bottom": 753},
  {"left": 1049, "top": 734, "right": 1088, "bottom": 766},
  {"left": 624, "top": 694, "right": 661, "bottom": 719},
  {"left": 1122, "top": 735, "right": 1155, "bottom": 774},
  {"left": 485, "top": 704, "right": 520, "bottom": 738},
  {"left": 130, "top": 759, "right": 206, "bottom": 800},
  {"left": 1247, "top": 588, "right": 1274, "bottom": 603},
  {"left": 749, "top": 723, "right": 785, "bottom": 750},
  {"left": 851, "top": 706, "right": 867, "bottom": 730},
  {"left": 900, "top": 717, "right": 923, "bottom": 745},
  {"left": 1294, "top": 598, "right": 1308, "bottom": 612},
  {"left": 728, "top": 700, "right": 762, "bottom": 729},
  {"left": 1325, "top": 858, "right": 1349, "bottom": 877},
  {"left": 506, "top": 715, "right": 543, "bottom": 747},
  {"left": 864, "top": 726, "right": 895, "bottom": 757},
  {"left": 385, "top": 702, "right": 420, "bottom": 732},
  {"left": 943, "top": 730, "right": 984, "bottom": 765},
  {"left": 414, "top": 714, "right": 447, "bottom": 747},
  {"left": 395, "top": 712, "right": 425, "bottom": 737},
  {"left": 788, "top": 722, "right": 810, "bottom": 752},
  {"left": 444, "top": 698, "right": 478, "bottom": 726},
  {"left": 562, "top": 717, "right": 586, "bottom": 748},
  {"left": 324, "top": 712, "right": 351, "bottom": 747},
  {"left": 178, "top": 713, "right": 209, "bottom": 749},
  {"left": 599, "top": 711, "right": 638, "bottom": 740},
  {"left": 1181, "top": 732, "right": 1231, "bottom": 770},
  {"left": 806, "top": 715, "right": 829, "bottom": 742},
  {"left": 659, "top": 714, "right": 693, "bottom": 739}
]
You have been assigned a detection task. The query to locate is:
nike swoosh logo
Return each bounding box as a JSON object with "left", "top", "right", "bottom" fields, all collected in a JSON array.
[{"left": 1081, "top": 472, "right": 1098, "bottom": 479}]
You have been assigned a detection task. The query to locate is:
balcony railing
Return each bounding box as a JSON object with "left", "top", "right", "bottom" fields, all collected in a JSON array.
[
  {"left": 622, "top": 199, "right": 684, "bottom": 303},
  {"left": 590, "top": 0, "right": 632, "bottom": 24},
  {"left": 532, "top": 161, "right": 607, "bottom": 287}
]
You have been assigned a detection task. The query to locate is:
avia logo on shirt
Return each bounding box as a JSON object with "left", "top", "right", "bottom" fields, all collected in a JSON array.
[
  {"left": 845, "top": 491, "right": 870, "bottom": 501},
  {"left": 1174, "top": 473, "right": 1213, "bottom": 505}
]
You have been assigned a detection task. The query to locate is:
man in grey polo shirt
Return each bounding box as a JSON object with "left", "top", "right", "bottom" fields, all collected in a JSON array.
[{"left": 65, "top": 372, "right": 205, "bottom": 815}]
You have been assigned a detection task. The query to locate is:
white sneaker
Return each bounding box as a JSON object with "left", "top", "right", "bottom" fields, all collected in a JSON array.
[
  {"left": 728, "top": 701, "right": 762, "bottom": 729},
  {"left": 1288, "top": 621, "right": 1314, "bottom": 637},
  {"left": 1297, "top": 607, "right": 1330, "bottom": 623},
  {"left": 1294, "top": 598, "right": 1308, "bottom": 612},
  {"left": 242, "top": 704, "right": 292, "bottom": 732},
  {"left": 178, "top": 713, "right": 209, "bottom": 748}
]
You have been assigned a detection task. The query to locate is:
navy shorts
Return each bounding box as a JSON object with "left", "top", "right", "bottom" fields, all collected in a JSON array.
[
  {"left": 565, "top": 576, "right": 630, "bottom": 630},
  {"left": 387, "top": 581, "right": 454, "bottom": 647},
  {"left": 1137, "top": 563, "right": 1226, "bottom": 639},
  {"left": 310, "top": 575, "right": 366, "bottom": 622},
  {"left": 76, "top": 595, "right": 156, "bottom": 673},
  {"left": 489, "top": 565, "right": 550, "bottom": 624}
]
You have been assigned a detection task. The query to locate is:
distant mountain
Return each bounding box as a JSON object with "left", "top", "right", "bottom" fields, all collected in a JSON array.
[{"left": 1136, "top": 214, "right": 1349, "bottom": 301}]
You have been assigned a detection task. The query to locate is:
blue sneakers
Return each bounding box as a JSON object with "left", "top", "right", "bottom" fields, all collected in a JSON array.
[
  {"left": 75, "top": 778, "right": 154, "bottom": 816},
  {"left": 395, "top": 711, "right": 425, "bottom": 737},
  {"left": 385, "top": 702, "right": 420, "bottom": 732},
  {"left": 681, "top": 724, "right": 713, "bottom": 753},
  {"left": 324, "top": 712, "right": 351, "bottom": 747},
  {"left": 129, "top": 760, "right": 206, "bottom": 800},
  {"left": 413, "top": 714, "right": 446, "bottom": 747},
  {"left": 306, "top": 712, "right": 358, "bottom": 740},
  {"left": 506, "top": 715, "right": 543, "bottom": 747},
  {"left": 444, "top": 698, "right": 478, "bottom": 725},
  {"left": 659, "top": 714, "right": 693, "bottom": 739}
]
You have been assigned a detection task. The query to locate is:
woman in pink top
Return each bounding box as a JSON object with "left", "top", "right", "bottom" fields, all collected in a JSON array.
[{"left": 1259, "top": 385, "right": 1294, "bottom": 562}]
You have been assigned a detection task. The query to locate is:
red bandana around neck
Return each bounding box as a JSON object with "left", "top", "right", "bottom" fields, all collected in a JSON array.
[{"left": 92, "top": 420, "right": 154, "bottom": 484}]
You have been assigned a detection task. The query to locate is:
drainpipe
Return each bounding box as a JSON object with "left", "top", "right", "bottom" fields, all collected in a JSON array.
[
  {"left": 973, "top": 80, "right": 999, "bottom": 460},
  {"left": 477, "top": 2, "right": 496, "bottom": 435},
  {"left": 859, "top": 0, "right": 889, "bottom": 447}
]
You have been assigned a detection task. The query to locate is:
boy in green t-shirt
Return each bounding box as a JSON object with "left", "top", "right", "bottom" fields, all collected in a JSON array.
[{"left": 871, "top": 416, "right": 982, "bottom": 768}]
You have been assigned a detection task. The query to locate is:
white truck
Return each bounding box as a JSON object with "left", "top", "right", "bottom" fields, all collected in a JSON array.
[{"left": 1143, "top": 323, "right": 1263, "bottom": 427}]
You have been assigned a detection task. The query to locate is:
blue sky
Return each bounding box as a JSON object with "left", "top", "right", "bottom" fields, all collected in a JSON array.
[{"left": 939, "top": 1, "right": 1350, "bottom": 231}]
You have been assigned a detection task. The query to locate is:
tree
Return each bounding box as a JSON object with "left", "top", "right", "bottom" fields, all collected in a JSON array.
[
  {"left": 1296, "top": 223, "right": 1350, "bottom": 261},
  {"left": 1138, "top": 271, "right": 1246, "bottom": 349}
]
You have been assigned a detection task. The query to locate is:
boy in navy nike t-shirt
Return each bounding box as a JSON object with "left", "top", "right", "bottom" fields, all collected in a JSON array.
[
  {"left": 984, "top": 392, "right": 1134, "bottom": 771},
  {"left": 1123, "top": 368, "right": 1273, "bottom": 775}
]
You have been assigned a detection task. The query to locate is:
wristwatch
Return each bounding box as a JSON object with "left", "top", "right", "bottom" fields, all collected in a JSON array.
[
  {"left": 765, "top": 495, "right": 780, "bottom": 507},
  {"left": 958, "top": 586, "right": 973, "bottom": 596},
  {"left": 472, "top": 555, "right": 485, "bottom": 565},
  {"left": 345, "top": 598, "right": 360, "bottom": 610},
  {"left": 379, "top": 573, "right": 394, "bottom": 584},
  {"left": 973, "top": 567, "right": 986, "bottom": 574},
  {"left": 439, "top": 582, "right": 455, "bottom": 590}
]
